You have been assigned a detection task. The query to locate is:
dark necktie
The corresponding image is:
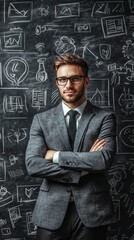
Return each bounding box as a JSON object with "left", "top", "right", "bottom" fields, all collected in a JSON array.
[{"left": 68, "top": 110, "right": 78, "bottom": 148}]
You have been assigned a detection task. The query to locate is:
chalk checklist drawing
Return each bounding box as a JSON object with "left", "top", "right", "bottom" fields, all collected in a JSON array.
[
  {"left": 55, "top": 2, "right": 80, "bottom": 18},
  {"left": 101, "top": 15, "right": 127, "bottom": 38},
  {"left": 5, "top": 1, "right": 33, "bottom": 23},
  {"left": 17, "top": 185, "right": 40, "bottom": 203}
]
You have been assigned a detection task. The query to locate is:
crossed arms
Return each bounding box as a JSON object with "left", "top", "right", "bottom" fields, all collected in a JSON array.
[
  {"left": 45, "top": 138, "right": 106, "bottom": 160},
  {"left": 25, "top": 112, "right": 116, "bottom": 184}
]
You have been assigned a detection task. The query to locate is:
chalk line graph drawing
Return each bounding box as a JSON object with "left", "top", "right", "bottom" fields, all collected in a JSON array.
[
  {"left": 101, "top": 15, "right": 127, "bottom": 39},
  {"left": 0, "top": 31, "right": 25, "bottom": 52},
  {"left": 55, "top": 2, "right": 80, "bottom": 18},
  {"left": 91, "top": 1, "right": 125, "bottom": 17},
  {"left": 6, "top": 1, "right": 33, "bottom": 23},
  {"left": 3, "top": 57, "right": 29, "bottom": 86}
]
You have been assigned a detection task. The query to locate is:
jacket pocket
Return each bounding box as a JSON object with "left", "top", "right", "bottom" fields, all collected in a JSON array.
[{"left": 40, "top": 179, "right": 50, "bottom": 192}]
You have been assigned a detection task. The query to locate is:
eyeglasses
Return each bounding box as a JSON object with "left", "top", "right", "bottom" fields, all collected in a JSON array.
[{"left": 56, "top": 75, "right": 86, "bottom": 86}]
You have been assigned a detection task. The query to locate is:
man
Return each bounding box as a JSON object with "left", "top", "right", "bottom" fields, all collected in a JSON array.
[{"left": 25, "top": 53, "right": 116, "bottom": 240}]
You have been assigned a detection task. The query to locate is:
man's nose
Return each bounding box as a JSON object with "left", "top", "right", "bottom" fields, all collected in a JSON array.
[{"left": 65, "top": 79, "right": 73, "bottom": 88}]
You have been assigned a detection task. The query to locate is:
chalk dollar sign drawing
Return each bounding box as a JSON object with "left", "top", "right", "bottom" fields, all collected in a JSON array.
[{"left": 4, "top": 57, "right": 29, "bottom": 86}]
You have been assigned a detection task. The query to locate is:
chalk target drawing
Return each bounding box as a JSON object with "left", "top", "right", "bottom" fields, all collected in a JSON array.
[{"left": 3, "top": 57, "right": 29, "bottom": 86}]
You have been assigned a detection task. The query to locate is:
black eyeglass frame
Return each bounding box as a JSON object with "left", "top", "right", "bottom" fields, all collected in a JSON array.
[{"left": 56, "top": 75, "right": 86, "bottom": 86}]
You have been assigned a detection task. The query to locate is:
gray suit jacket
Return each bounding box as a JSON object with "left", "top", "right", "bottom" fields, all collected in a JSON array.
[{"left": 25, "top": 100, "right": 116, "bottom": 230}]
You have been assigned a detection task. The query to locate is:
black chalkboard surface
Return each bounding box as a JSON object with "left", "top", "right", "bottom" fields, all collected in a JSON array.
[{"left": 0, "top": 0, "right": 134, "bottom": 239}]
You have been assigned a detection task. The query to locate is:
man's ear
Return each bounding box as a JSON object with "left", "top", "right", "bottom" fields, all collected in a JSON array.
[{"left": 85, "top": 77, "right": 90, "bottom": 86}]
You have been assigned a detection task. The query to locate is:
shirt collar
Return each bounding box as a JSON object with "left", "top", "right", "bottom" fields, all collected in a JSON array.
[{"left": 62, "top": 100, "right": 87, "bottom": 117}]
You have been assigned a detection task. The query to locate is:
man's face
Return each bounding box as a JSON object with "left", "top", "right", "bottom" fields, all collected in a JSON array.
[{"left": 56, "top": 64, "right": 89, "bottom": 108}]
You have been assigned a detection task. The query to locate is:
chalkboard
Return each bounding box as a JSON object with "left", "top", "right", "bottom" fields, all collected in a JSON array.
[{"left": 0, "top": 0, "right": 134, "bottom": 239}]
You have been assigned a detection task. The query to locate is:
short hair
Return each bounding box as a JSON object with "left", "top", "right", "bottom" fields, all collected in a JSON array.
[{"left": 53, "top": 53, "right": 89, "bottom": 76}]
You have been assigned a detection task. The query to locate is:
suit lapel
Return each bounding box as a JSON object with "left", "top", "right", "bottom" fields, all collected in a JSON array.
[
  {"left": 74, "top": 101, "right": 95, "bottom": 151},
  {"left": 54, "top": 101, "right": 96, "bottom": 151},
  {"left": 54, "top": 102, "right": 72, "bottom": 150}
]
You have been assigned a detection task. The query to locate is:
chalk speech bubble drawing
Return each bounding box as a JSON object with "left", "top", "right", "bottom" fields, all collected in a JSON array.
[{"left": 4, "top": 57, "right": 29, "bottom": 86}]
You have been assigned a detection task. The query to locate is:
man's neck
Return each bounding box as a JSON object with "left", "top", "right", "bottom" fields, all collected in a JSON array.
[{"left": 63, "top": 98, "right": 87, "bottom": 110}]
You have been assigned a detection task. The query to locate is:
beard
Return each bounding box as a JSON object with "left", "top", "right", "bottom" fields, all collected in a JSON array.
[{"left": 61, "top": 85, "right": 85, "bottom": 104}]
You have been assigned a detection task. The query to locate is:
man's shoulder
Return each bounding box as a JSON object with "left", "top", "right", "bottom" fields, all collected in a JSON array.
[
  {"left": 34, "top": 103, "right": 61, "bottom": 119},
  {"left": 90, "top": 102, "right": 116, "bottom": 117}
]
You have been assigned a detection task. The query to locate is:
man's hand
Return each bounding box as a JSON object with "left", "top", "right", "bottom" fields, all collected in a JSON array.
[
  {"left": 45, "top": 150, "right": 57, "bottom": 161},
  {"left": 44, "top": 139, "right": 106, "bottom": 160},
  {"left": 90, "top": 139, "right": 106, "bottom": 152}
]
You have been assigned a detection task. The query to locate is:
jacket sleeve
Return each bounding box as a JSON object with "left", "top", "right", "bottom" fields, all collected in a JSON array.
[
  {"left": 58, "top": 113, "right": 116, "bottom": 172},
  {"left": 25, "top": 115, "right": 81, "bottom": 184}
]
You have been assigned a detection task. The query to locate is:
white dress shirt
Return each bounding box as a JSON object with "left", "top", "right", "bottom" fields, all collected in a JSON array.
[{"left": 53, "top": 100, "right": 87, "bottom": 163}]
